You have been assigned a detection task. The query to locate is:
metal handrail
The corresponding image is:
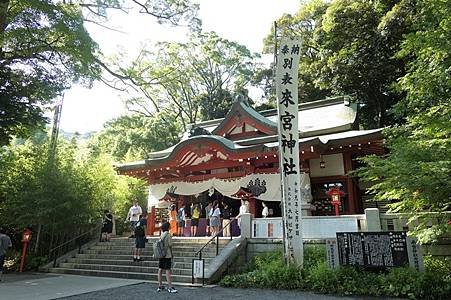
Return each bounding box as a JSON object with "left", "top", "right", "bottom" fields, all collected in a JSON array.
[
  {"left": 194, "top": 218, "right": 234, "bottom": 259},
  {"left": 48, "top": 222, "right": 102, "bottom": 267},
  {"left": 192, "top": 218, "right": 235, "bottom": 285}
]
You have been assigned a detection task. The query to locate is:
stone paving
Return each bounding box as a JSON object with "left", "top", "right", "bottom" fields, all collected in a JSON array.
[
  {"left": 60, "top": 282, "right": 390, "bottom": 300},
  {"left": 0, "top": 272, "right": 400, "bottom": 300}
]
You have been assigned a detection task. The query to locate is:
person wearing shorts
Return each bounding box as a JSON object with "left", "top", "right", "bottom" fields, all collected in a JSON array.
[
  {"left": 190, "top": 204, "right": 200, "bottom": 237},
  {"left": 157, "top": 222, "right": 177, "bottom": 293}
]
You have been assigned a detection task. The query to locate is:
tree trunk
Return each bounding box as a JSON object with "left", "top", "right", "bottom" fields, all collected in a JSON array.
[
  {"left": 0, "top": 0, "right": 10, "bottom": 59},
  {"left": 33, "top": 223, "right": 42, "bottom": 254}
]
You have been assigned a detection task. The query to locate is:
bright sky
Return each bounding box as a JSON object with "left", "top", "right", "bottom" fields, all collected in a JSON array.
[{"left": 59, "top": 0, "right": 300, "bottom": 133}]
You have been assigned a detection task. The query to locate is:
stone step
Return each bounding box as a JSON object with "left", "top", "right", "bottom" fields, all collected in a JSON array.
[
  {"left": 49, "top": 268, "right": 193, "bottom": 283},
  {"left": 74, "top": 253, "right": 210, "bottom": 263},
  {"left": 59, "top": 263, "right": 193, "bottom": 276},
  {"left": 67, "top": 258, "right": 196, "bottom": 269},
  {"left": 99, "top": 241, "right": 229, "bottom": 248},
  {"left": 81, "top": 249, "right": 218, "bottom": 258},
  {"left": 90, "top": 245, "right": 220, "bottom": 253}
]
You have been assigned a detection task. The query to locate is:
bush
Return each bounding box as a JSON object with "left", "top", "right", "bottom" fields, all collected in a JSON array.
[
  {"left": 220, "top": 248, "right": 451, "bottom": 299},
  {"left": 221, "top": 249, "right": 302, "bottom": 289}
]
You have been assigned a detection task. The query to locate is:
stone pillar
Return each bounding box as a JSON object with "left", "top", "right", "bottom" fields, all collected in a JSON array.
[
  {"left": 365, "top": 208, "right": 381, "bottom": 232},
  {"left": 240, "top": 213, "right": 252, "bottom": 238}
]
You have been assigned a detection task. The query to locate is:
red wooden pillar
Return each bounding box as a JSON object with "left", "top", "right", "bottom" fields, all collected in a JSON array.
[
  {"left": 248, "top": 197, "right": 256, "bottom": 217},
  {"left": 343, "top": 152, "right": 356, "bottom": 214},
  {"left": 147, "top": 206, "right": 155, "bottom": 236}
]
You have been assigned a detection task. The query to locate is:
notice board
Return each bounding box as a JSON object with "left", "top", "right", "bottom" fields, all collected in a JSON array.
[{"left": 336, "top": 231, "right": 412, "bottom": 269}]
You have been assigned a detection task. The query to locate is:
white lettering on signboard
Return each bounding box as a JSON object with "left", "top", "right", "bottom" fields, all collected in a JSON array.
[
  {"left": 276, "top": 38, "right": 303, "bottom": 266},
  {"left": 193, "top": 259, "right": 204, "bottom": 279},
  {"left": 326, "top": 239, "right": 340, "bottom": 269}
]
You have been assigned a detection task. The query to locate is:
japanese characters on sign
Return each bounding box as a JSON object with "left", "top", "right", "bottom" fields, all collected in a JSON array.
[
  {"left": 336, "top": 231, "right": 423, "bottom": 271},
  {"left": 276, "top": 38, "right": 303, "bottom": 266}
]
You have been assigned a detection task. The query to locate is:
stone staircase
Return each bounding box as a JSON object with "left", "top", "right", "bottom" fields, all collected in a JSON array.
[{"left": 49, "top": 237, "right": 230, "bottom": 283}]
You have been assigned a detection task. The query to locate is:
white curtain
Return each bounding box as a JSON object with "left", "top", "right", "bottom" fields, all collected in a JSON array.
[{"left": 147, "top": 173, "right": 312, "bottom": 208}]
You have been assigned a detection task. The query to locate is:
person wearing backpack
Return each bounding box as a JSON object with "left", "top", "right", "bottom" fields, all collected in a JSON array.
[
  {"left": 157, "top": 222, "right": 177, "bottom": 293},
  {"left": 133, "top": 213, "right": 147, "bottom": 262}
]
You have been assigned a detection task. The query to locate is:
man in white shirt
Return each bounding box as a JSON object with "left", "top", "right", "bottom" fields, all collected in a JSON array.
[
  {"left": 262, "top": 202, "right": 269, "bottom": 218},
  {"left": 126, "top": 200, "right": 142, "bottom": 237}
]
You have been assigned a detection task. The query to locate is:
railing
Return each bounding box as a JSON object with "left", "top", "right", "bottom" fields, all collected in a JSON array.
[
  {"left": 194, "top": 219, "right": 234, "bottom": 258},
  {"left": 250, "top": 211, "right": 451, "bottom": 238},
  {"left": 192, "top": 218, "right": 234, "bottom": 285},
  {"left": 252, "top": 215, "right": 364, "bottom": 239},
  {"left": 48, "top": 222, "right": 102, "bottom": 267},
  {"left": 380, "top": 212, "right": 451, "bottom": 231}
]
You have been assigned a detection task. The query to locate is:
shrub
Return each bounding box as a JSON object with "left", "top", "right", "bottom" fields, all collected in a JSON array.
[{"left": 220, "top": 248, "right": 451, "bottom": 299}]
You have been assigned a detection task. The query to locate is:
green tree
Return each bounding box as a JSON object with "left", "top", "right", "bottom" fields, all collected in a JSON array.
[
  {"left": 357, "top": 0, "right": 451, "bottom": 243},
  {"left": 264, "top": 0, "right": 410, "bottom": 128},
  {"left": 0, "top": 130, "right": 147, "bottom": 253},
  {"left": 0, "top": 0, "right": 199, "bottom": 145},
  {"left": 0, "top": 0, "right": 101, "bottom": 145},
  {"left": 120, "top": 32, "right": 259, "bottom": 128},
  {"left": 90, "top": 111, "right": 182, "bottom": 162},
  {"left": 261, "top": 0, "right": 331, "bottom": 104}
]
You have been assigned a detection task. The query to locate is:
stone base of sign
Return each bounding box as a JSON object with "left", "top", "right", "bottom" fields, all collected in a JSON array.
[
  {"left": 365, "top": 208, "right": 381, "bottom": 231},
  {"left": 301, "top": 203, "right": 316, "bottom": 216},
  {"left": 240, "top": 213, "right": 252, "bottom": 238}
]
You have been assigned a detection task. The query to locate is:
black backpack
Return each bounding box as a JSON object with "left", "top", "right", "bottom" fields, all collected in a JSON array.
[{"left": 134, "top": 222, "right": 145, "bottom": 237}]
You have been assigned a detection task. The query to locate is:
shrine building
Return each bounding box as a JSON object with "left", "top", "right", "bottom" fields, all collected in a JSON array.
[{"left": 116, "top": 96, "right": 384, "bottom": 236}]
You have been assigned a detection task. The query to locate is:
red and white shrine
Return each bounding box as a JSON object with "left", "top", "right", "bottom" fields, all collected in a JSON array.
[{"left": 116, "top": 96, "right": 384, "bottom": 235}]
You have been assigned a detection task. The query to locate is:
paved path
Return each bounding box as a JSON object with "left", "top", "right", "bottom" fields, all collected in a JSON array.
[
  {"left": 0, "top": 273, "right": 142, "bottom": 300},
  {"left": 0, "top": 273, "right": 398, "bottom": 300},
  {"left": 60, "top": 282, "right": 365, "bottom": 300}
]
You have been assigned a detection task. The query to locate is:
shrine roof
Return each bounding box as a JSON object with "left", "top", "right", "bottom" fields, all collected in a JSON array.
[
  {"left": 115, "top": 128, "right": 383, "bottom": 172},
  {"left": 195, "top": 96, "right": 357, "bottom": 136},
  {"left": 262, "top": 128, "right": 383, "bottom": 149},
  {"left": 115, "top": 135, "right": 265, "bottom": 172}
]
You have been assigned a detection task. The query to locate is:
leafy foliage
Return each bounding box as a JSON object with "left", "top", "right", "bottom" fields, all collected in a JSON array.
[
  {"left": 221, "top": 248, "right": 451, "bottom": 299},
  {"left": 0, "top": 0, "right": 200, "bottom": 145},
  {"left": 118, "top": 32, "right": 259, "bottom": 128},
  {"left": 89, "top": 111, "right": 182, "bottom": 162},
  {"left": 0, "top": 0, "right": 101, "bottom": 145},
  {"left": 0, "top": 130, "right": 147, "bottom": 255},
  {"left": 356, "top": 0, "right": 451, "bottom": 243},
  {"left": 263, "top": 0, "right": 410, "bottom": 128}
]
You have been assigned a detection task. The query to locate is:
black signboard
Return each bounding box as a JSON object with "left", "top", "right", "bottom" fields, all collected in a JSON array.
[{"left": 337, "top": 231, "right": 409, "bottom": 269}]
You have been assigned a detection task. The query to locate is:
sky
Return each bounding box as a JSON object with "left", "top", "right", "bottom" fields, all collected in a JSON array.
[{"left": 59, "top": 0, "right": 300, "bottom": 134}]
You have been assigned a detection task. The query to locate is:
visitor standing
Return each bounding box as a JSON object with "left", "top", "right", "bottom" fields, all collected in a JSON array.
[
  {"left": 237, "top": 200, "right": 249, "bottom": 228},
  {"left": 190, "top": 204, "right": 200, "bottom": 237},
  {"left": 262, "top": 202, "right": 269, "bottom": 218},
  {"left": 101, "top": 210, "right": 113, "bottom": 242},
  {"left": 176, "top": 204, "right": 186, "bottom": 237},
  {"left": 133, "top": 213, "right": 147, "bottom": 262},
  {"left": 168, "top": 204, "right": 177, "bottom": 236},
  {"left": 221, "top": 202, "right": 232, "bottom": 237},
  {"left": 0, "top": 228, "right": 12, "bottom": 282},
  {"left": 126, "top": 200, "right": 142, "bottom": 238},
  {"left": 205, "top": 202, "right": 212, "bottom": 236},
  {"left": 157, "top": 222, "right": 177, "bottom": 293},
  {"left": 209, "top": 200, "right": 221, "bottom": 237}
]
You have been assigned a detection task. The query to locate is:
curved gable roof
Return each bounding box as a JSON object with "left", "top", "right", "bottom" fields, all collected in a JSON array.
[
  {"left": 211, "top": 98, "right": 277, "bottom": 136},
  {"left": 116, "top": 135, "right": 266, "bottom": 173}
]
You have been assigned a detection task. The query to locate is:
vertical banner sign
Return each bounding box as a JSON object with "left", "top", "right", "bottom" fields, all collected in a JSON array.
[{"left": 276, "top": 38, "right": 303, "bottom": 266}]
